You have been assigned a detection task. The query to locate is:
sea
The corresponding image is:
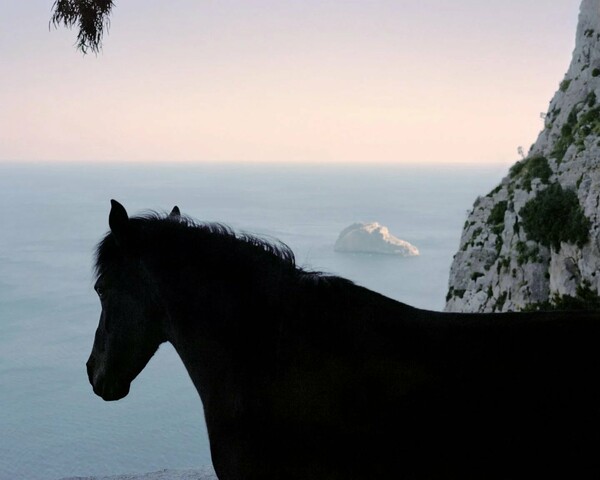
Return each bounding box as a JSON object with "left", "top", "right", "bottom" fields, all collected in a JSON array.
[{"left": 0, "top": 161, "right": 508, "bottom": 480}]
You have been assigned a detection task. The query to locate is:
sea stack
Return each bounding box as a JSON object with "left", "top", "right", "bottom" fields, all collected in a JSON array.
[{"left": 334, "top": 222, "right": 419, "bottom": 256}]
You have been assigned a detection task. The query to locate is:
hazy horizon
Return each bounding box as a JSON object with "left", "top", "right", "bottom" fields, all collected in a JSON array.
[{"left": 1, "top": 1, "right": 581, "bottom": 165}]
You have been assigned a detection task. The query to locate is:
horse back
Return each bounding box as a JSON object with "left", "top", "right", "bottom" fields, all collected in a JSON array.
[{"left": 262, "top": 280, "right": 600, "bottom": 478}]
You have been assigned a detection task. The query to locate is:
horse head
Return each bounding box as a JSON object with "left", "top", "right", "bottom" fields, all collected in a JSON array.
[{"left": 86, "top": 200, "right": 174, "bottom": 401}]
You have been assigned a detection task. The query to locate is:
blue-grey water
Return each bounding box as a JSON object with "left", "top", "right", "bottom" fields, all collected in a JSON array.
[{"left": 0, "top": 162, "right": 507, "bottom": 480}]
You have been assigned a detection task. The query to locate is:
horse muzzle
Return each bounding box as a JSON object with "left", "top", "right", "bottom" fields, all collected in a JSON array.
[{"left": 86, "top": 357, "right": 130, "bottom": 401}]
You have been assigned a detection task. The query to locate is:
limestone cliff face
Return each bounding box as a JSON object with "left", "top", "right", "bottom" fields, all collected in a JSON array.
[{"left": 446, "top": 0, "right": 600, "bottom": 312}]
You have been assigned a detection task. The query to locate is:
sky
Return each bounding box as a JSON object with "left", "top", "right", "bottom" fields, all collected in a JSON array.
[{"left": 0, "top": 0, "right": 582, "bottom": 164}]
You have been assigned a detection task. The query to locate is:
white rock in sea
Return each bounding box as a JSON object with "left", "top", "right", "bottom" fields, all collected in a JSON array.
[{"left": 334, "top": 222, "right": 419, "bottom": 256}]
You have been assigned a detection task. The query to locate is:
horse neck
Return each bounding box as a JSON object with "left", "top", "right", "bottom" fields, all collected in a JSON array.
[{"left": 152, "top": 248, "right": 295, "bottom": 415}]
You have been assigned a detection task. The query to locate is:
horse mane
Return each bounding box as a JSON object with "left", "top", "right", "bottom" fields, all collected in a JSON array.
[{"left": 94, "top": 211, "right": 345, "bottom": 287}]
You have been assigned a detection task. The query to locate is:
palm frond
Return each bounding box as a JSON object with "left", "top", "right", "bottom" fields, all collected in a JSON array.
[{"left": 51, "top": 0, "right": 115, "bottom": 54}]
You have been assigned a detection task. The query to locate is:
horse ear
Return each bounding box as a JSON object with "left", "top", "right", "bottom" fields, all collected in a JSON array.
[
  {"left": 109, "top": 199, "right": 129, "bottom": 246},
  {"left": 169, "top": 206, "right": 181, "bottom": 218}
]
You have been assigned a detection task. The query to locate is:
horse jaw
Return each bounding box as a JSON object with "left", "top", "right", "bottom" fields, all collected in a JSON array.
[
  {"left": 87, "top": 358, "right": 131, "bottom": 401},
  {"left": 96, "top": 381, "right": 131, "bottom": 402}
]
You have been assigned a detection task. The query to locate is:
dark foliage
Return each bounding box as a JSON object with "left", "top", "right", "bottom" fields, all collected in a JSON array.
[
  {"left": 51, "top": 0, "right": 114, "bottom": 54},
  {"left": 519, "top": 183, "right": 590, "bottom": 251},
  {"left": 552, "top": 106, "right": 579, "bottom": 162},
  {"left": 509, "top": 155, "right": 552, "bottom": 191},
  {"left": 523, "top": 282, "right": 600, "bottom": 312},
  {"left": 486, "top": 200, "right": 508, "bottom": 236},
  {"left": 551, "top": 100, "right": 600, "bottom": 162}
]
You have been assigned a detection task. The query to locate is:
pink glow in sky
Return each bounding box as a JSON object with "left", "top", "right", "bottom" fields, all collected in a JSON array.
[{"left": 0, "top": 1, "right": 581, "bottom": 164}]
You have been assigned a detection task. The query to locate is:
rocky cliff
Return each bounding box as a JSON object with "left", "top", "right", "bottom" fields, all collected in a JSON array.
[{"left": 446, "top": 0, "right": 600, "bottom": 312}]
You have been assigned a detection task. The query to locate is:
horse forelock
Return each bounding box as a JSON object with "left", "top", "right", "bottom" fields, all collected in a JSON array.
[
  {"left": 94, "top": 232, "right": 118, "bottom": 280},
  {"left": 94, "top": 210, "right": 303, "bottom": 280}
]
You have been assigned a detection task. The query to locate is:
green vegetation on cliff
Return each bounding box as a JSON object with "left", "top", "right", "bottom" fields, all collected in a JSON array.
[
  {"left": 519, "top": 183, "right": 590, "bottom": 251},
  {"left": 486, "top": 201, "right": 508, "bottom": 234},
  {"left": 552, "top": 97, "right": 600, "bottom": 162},
  {"left": 509, "top": 155, "right": 552, "bottom": 191},
  {"left": 522, "top": 282, "right": 600, "bottom": 312}
]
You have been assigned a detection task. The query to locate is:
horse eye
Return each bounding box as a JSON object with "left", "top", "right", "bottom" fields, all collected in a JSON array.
[{"left": 95, "top": 285, "right": 105, "bottom": 298}]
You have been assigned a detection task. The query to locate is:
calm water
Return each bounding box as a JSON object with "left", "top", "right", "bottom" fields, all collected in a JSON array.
[{"left": 0, "top": 162, "right": 507, "bottom": 480}]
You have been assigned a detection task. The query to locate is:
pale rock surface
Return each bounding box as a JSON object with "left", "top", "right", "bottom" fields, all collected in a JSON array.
[
  {"left": 446, "top": 0, "right": 600, "bottom": 312},
  {"left": 59, "top": 467, "right": 217, "bottom": 480},
  {"left": 334, "top": 222, "right": 419, "bottom": 256}
]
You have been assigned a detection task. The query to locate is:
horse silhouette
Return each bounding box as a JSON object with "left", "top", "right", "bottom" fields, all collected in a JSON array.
[{"left": 87, "top": 200, "right": 600, "bottom": 479}]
